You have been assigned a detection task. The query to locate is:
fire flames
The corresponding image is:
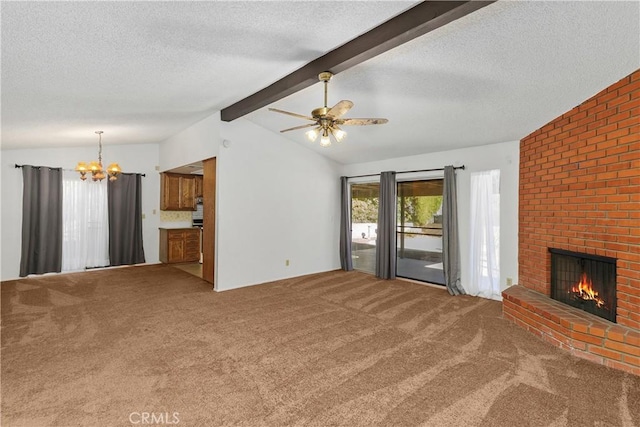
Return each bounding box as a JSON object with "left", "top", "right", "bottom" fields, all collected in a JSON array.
[{"left": 571, "top": 272, "right": 605, "bottom": 308}]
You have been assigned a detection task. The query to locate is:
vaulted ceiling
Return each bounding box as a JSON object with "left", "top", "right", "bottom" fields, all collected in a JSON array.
[{"left": 2, "top": 1, "right": 638, "bottom": 165}]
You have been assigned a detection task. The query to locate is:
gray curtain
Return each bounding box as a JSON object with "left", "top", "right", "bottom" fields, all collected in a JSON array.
[
  {"left": 375, "top": 171, "right": 396, "bottom": 279},
  {"left": 339, "top": 176, "right": 353, "bottom": 271},
  {"left": 20, "top": 165, "right": 63, "bottom": 277},
  {"left": 442, "top": 165, "right": 465, "bottom": 295},
  {"left": 108, "top": 173, "right": 146, "bottom": 266}
]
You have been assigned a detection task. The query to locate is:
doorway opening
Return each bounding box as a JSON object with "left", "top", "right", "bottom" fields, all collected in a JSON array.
[
  {"left": 349, "top": 179, "right": 445, "bottom": 285},
  {"left": 396, "top": 179, "right": 445, "bottom": 285},
  {"left": 350, "top": 182, "right": 379, "bottom": 274}
]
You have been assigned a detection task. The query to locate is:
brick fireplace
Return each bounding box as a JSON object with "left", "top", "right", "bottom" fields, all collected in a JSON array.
[{"left": 502, "top": 69, "right": 640, "bottom": 375}]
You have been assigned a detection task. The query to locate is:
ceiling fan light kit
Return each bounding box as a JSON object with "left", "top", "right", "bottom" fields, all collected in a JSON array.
[
  {"left": 305, "top": 128, "right": 319, "bottom": 142},
  {"left": 269, "top": 71, "right": 387, "bottom": 147}
]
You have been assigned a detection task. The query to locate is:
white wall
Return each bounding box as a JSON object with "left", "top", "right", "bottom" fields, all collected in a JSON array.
[
  {"left": 216, "top": 118, "right": 342, "bottom": 291},
  {"left": 158, "top": 112, "right": 221, "bottom": 172},
  {"left": 1, "top": 114, "right": 517, "bottom": 296},
  {"left": 1, "top": 111, "right": 342, "bottom": 287},
  {"left": 1, "top": 144, "right": 161, "bottom": 280},
  {"left": 341, "top": 140, "right": 520, "bottom": 297}
]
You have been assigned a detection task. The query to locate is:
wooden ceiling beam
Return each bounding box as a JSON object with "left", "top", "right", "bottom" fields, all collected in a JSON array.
[{"left": 220, "top": 1, "right": 494, "bottom": 122}]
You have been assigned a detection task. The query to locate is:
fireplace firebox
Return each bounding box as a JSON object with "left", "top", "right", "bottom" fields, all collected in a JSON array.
[{"left": 549, "top": 248, "right": 617, "bottom": 323}]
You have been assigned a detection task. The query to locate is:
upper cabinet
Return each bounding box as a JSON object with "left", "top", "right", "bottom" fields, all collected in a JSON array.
[
  {"left": 160, "top": 173, "right": 197, "bottom": 211},
  {"left": 195, "top": 175, "right": 203, "bottom": 198}
]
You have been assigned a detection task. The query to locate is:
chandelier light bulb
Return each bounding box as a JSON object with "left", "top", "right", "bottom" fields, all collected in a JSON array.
[
  {"left": 107, "top": 163, "right": 121, "bottom": 181},
  {"left": 88, "top": 161, "right": 101, "bottom": 172},
  {"left": 75, "top": 162, "right": 88, "bottom": 180}
]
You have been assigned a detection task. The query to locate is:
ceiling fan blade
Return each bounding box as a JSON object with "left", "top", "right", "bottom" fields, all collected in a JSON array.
[
  {"left": 337, "top": 118, "right": 389, "bottom": 126},
  {"left": 268, "top": 108, "right": 315, "bottom": 121},
  {"left": 279, "top": 123, "right": 318, "bottom": 133},
  {"left": 326, "top": 100, "right": 354, "bottom": 118}
]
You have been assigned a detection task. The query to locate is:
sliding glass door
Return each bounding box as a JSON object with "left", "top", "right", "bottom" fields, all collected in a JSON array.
[
  {"left": 396, "top": 179, "right": 445, "bottom": 285},
  {"left": 350, "top": 179, "right": 445, "bottom": 284},
  {"left": 350, "top": 182, "right": 379, "bottom": 274}
]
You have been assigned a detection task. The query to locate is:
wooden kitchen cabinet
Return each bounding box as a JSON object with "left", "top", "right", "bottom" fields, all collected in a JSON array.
[
  {"left": 195, "top": 175, "right": 203, "bottom": 198},
  {"left": 159, "top": 228, "right": 201, "bottom": 263},
  {"left": 160, "top": 173, "right": 197, "bottom": 211},
  {"left": 180, "top": 176, "right": 196, "bottom": 207}
]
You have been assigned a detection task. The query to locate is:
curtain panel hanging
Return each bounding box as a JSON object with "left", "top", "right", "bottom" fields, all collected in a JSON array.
[
  {"left": 108, "top": 173, "right": 146, "bottom": 266},
  {"left": 339, "top": 177, "right": 353, "bottom": 271},
  {"left": 442, "top": 165, "right": 465, "bottom": 295},
  {"left": 19, "top": 165, "right": 63, "bottom": 277},
  {"left": 469, "top": 170, "right": 501, "bottom": 299},
  {"left": 61, "top": 170, "right": 110, "bottom": 271},
  {"left": 375, "top": 171, "right": 397, "bottom": 280}
]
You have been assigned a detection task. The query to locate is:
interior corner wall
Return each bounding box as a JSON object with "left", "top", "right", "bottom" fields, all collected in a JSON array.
[
  {"left": 158, "top": 112, "right": 221, "bottom": 172},
  {"left": 0, "top": 144, "right": 161, "bottom": 281},
  {"left": 216, "top": 118, "right": 342, "bottom": 291},
  {"left": 341, "top": 140, "right": 520, "bottom": 298}
]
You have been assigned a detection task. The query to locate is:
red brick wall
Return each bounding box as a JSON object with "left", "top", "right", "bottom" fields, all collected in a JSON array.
[{"left": 519, "top": 69, "right": 640, "bottom": 330}]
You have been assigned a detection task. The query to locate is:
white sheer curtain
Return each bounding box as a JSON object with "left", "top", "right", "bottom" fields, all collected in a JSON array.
[
  {"left": 62, "top": 170, "right": 110, "bottom": 271},
  {"left": 469, "top": 170, "right": 501, "bottom": 299}
]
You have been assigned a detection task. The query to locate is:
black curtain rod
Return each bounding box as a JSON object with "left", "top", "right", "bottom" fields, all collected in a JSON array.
[
  {"left": 15, "top": 164, "right": 146, "bottom": 177},
  {"left": 347, "top": 165, "right": 465, "bottom": 180}
]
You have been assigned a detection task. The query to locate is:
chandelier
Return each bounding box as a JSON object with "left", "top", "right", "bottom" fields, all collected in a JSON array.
[{"left": 75, "top": 131, "right": 121, "bottom": 181}]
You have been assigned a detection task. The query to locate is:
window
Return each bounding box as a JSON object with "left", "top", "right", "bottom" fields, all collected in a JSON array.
[{"left": 61, "top": 171, "right": 109, "bottom": 271}]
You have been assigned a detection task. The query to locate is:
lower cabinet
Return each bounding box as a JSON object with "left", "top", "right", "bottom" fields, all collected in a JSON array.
[{"left": 159, "top": 228, "right": 200, "bottom": 263}]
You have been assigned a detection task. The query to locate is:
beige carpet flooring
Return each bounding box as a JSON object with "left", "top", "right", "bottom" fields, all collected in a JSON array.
[{"left": 2, "top": 265, "right": 639, "bottom": 426}]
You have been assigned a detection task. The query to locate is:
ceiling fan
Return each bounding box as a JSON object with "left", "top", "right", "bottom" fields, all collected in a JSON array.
[{"left": 268, "top": 71, "right": 388, "bottom": 147}]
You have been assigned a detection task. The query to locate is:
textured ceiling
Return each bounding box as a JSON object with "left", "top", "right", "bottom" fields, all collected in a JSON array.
[
  {"left": 2, "top": 1, "right": 639, "bottom": 165},
  {"left": 247, "top": 1, "right": 640, "bottom": 163},
  {"left": 1, "top": 1, "right": 416, "bottom": 149}
]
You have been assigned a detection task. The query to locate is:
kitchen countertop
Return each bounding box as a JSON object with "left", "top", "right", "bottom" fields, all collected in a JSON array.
[{"left": 158, "top": 227, "right": 200, "bottom": 230}]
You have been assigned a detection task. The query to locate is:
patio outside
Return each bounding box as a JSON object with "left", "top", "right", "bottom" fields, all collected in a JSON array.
[{"left": 351, "top": 180, "right": 445, "bottom": 285}]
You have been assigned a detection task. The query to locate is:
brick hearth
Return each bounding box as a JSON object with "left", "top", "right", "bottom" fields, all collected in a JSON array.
[
  {"left": 503, "top": 285, "right": 639, "bottom": 375},
  {"left": 504, "top": 69, "right": 640, "bottom": 375}
]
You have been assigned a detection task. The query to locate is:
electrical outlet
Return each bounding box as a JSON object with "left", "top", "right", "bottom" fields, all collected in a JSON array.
[
  {"left": 285, "top": 259, "right": 290, "bottom": 266},
  {"left": 141, "top": 213, "right": 146, "bottom": 220},
  {"left": 506, "top": 277, "right": 513, "bottom": 287}
]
